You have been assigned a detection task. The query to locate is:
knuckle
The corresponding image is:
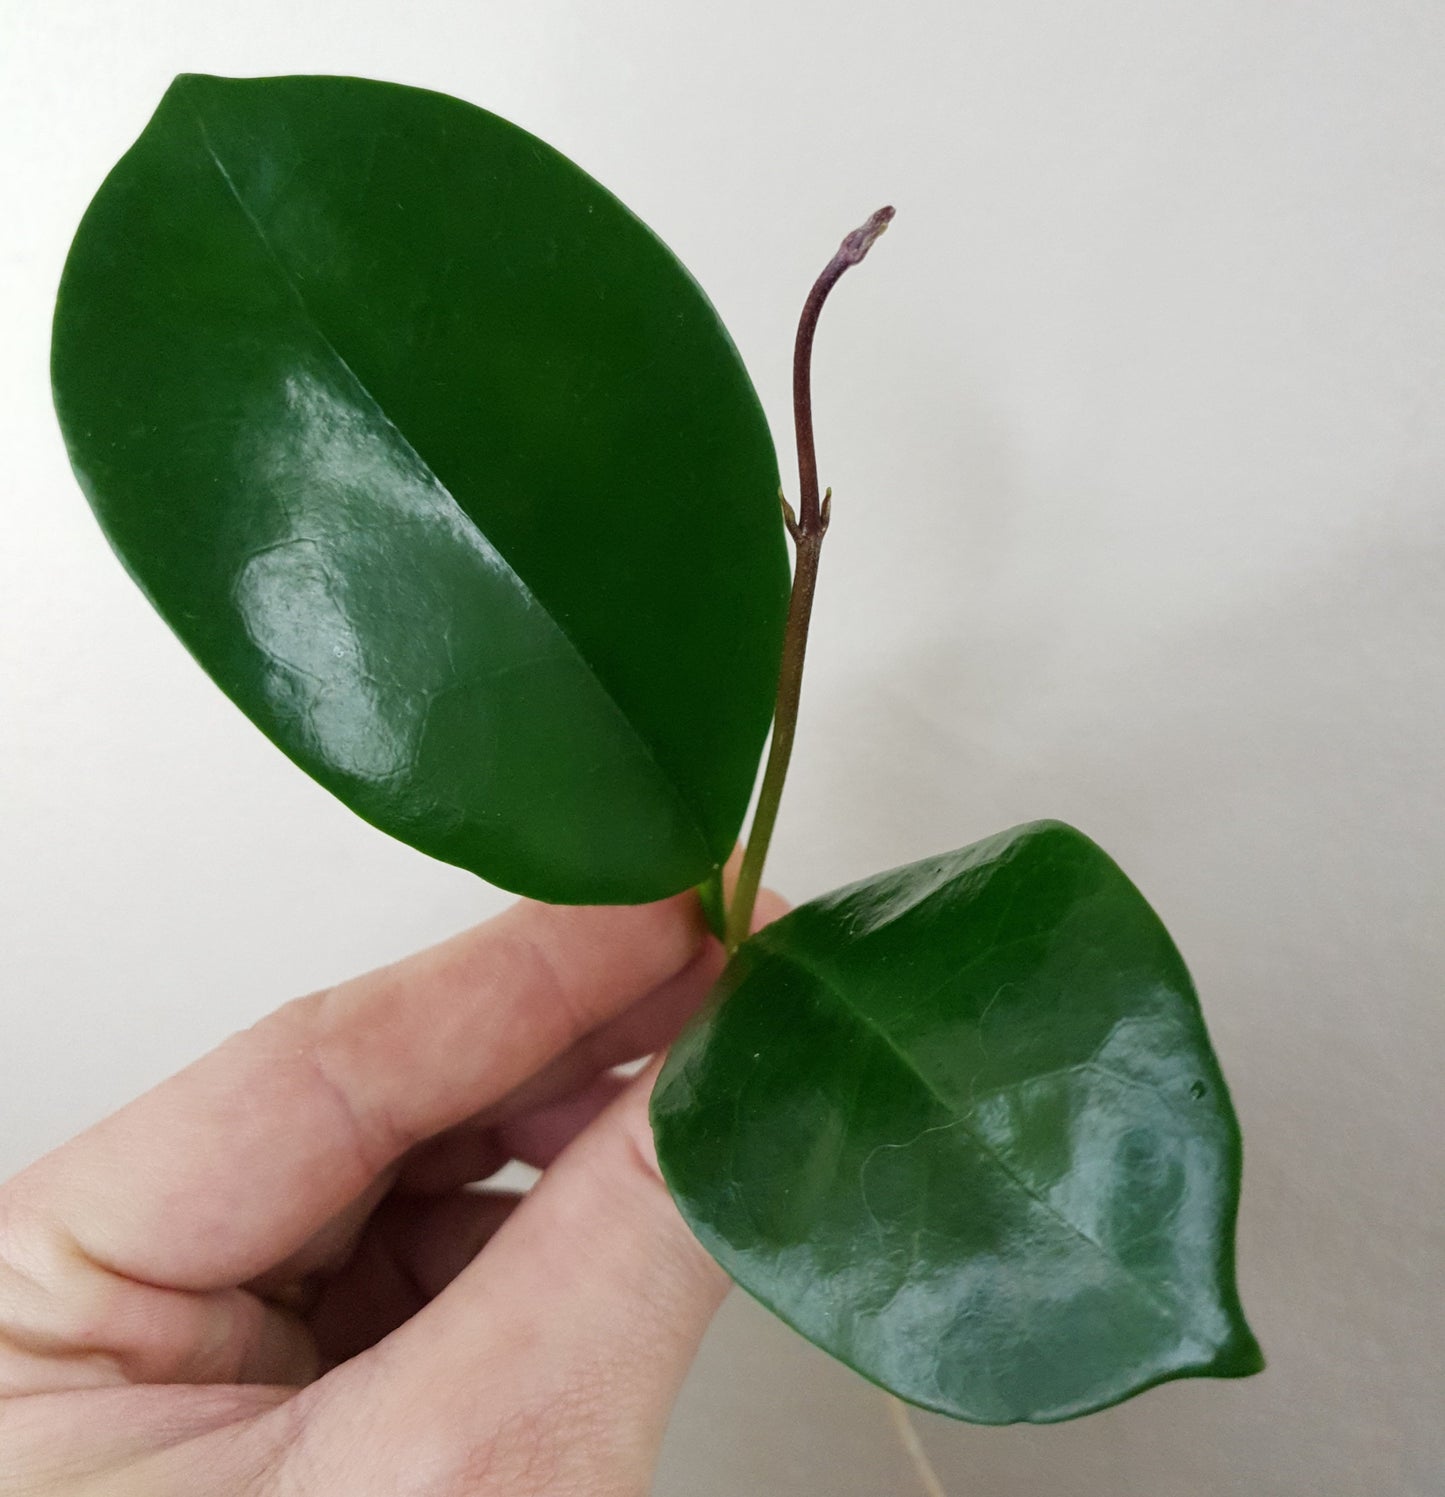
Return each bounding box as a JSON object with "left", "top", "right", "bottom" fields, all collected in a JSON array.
[{"left": 0, "top": 1184, "right": 118, "bottom": 1391}]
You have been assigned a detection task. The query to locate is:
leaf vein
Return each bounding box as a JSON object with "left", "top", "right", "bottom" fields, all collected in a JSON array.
[
  {"left": 754, "top": 938, "right": 1186, "bottom": 1327},
  {"left": 178, "top": 80, "right": 712, "bottom": 864}
]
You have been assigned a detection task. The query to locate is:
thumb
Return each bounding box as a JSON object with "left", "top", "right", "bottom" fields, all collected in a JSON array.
[{"left": 306, "top": 1064, "right": 729, "bottom": 1496}]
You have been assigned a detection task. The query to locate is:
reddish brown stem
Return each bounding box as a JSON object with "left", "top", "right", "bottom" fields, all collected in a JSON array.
[{"left": 725, "top": 205, "right": 895, "bottom": 951}]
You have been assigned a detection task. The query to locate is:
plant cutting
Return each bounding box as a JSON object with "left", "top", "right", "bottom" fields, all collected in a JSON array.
[{"left": 51, "top": 71, "right": 1263, "bottom": 1485}]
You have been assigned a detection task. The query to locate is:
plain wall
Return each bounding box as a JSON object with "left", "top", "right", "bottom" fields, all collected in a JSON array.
[{"left": 2, "top": 2, "right": 1441, "bottom": 1492}]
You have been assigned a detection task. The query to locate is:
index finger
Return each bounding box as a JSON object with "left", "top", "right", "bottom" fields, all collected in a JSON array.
[{"left": 4, "top": 894, "right": 708, "bottom": 1294}]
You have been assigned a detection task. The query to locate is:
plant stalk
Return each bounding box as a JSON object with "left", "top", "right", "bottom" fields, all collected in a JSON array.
[
  {"left": 722, "top": 205, "right": 946, "bottom": 1497},
  {"left": 886, "top": 1396, "right": 950, "bottom": 1497},
  {"left": 723, "top": 521, "right": 823, "bottom": 950},
  {"left": 723, "top": 205, "right": 895, "bottom": 952}
]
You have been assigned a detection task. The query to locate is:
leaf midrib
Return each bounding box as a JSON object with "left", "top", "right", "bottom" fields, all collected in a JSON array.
[
  {"left": 180, "top": 81, "right": 713, "bottom": 867},
  {"left": 748, "top": 929, "right": 1188, "bottom": 1329}
]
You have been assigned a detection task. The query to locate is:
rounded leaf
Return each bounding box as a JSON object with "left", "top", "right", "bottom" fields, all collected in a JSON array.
[
  {"left": 52, "top": 74, "right": 788, "bottom": 903},
  {"left": 652, "top": 821, "right": 1263, "bottom": 1422}
]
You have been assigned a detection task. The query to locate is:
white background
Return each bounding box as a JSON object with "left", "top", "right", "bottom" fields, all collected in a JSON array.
[{"left": 2, "top": 2, "right": 1442, "bottom": 1492}]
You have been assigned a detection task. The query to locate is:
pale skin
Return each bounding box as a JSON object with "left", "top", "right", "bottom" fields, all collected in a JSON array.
[{"left": 0, "top": 884, "right": 785, "bottom": 1495}]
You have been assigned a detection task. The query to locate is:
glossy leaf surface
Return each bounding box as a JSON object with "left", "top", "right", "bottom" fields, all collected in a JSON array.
[
  {"left": 653, "top": 820, "right": 1262, "bottom": 1423},
  {"left": 53, "top": 73, "right": 788, "bottom": 903}
]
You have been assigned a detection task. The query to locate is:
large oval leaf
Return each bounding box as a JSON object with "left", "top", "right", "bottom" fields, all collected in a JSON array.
[
  {"left": 652, "top": 820, "right": 1263, "bottom": 1422},
  {"left": 52, "top": 74, "right": 788, "bottom": 903}
]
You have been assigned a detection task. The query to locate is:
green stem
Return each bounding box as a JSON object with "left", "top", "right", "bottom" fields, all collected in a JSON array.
[
  {"left": 697, "top": 866, "right": 728, "bottom": 942},
  {"left": 723, "top": 205, "right": 895, "bottom": 953},
  {"left": 724, "top": 522, "right": 823, "bottom": 950}
]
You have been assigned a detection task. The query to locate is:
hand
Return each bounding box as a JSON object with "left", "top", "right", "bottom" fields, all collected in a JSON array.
[{"left": 0, "top": 887, "right": 783, "bottom": 1495}]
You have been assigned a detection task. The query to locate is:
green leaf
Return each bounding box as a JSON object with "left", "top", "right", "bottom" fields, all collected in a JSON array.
[
  {"left": 652, "top": 820, "right": 1263, "bottom": 1423},
  {"left": 52, "top": 74, "right": 788, "bottom": 904}
]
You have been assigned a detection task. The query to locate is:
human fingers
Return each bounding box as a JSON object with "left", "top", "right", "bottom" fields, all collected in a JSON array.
[
  {"left": 395, "top": 886, "right": 791, "bottom": 1195},
  {"left": 294, "top": 1062, "right": 678, "bottom": 1369},
  {"left": 393, "top": 937, "right": 724, "bottom": 1192},
  {"left": 304, "top": 1189, "right": 524, "bottom": 1368},
  {"left": 0, "top": 894, "right": 707, "bottom": 1393},
  {"left": 286, "top": 1063, "right": 729, "bottom": 1496}
]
